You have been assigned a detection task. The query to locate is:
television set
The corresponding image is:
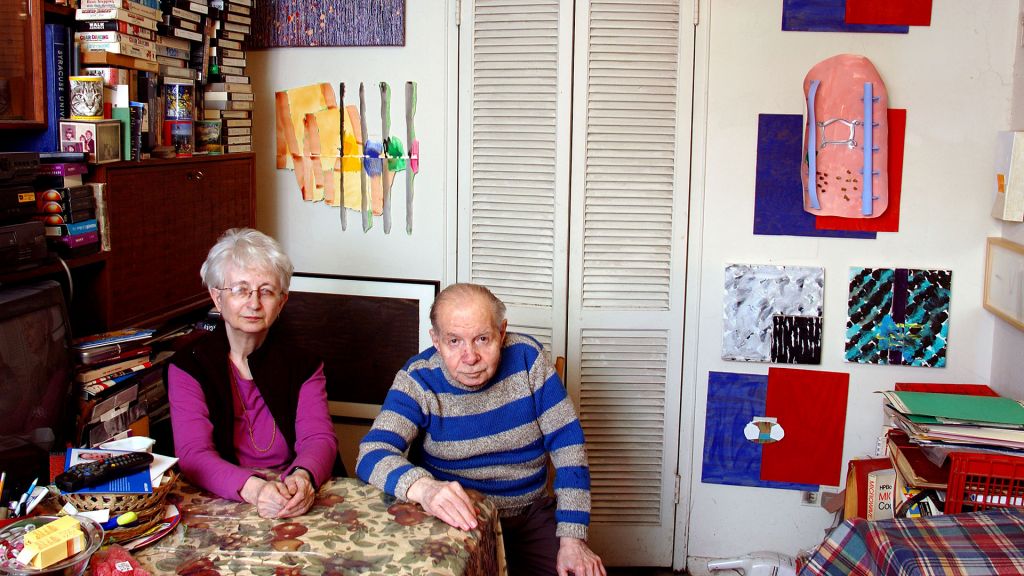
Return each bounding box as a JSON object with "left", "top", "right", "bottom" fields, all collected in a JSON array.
[{"left": 0, "top": 280, "right": 74, "bottom": 500}]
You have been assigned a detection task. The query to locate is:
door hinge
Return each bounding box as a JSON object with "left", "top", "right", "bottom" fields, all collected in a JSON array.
[
  {"left": 693, "top": 0, "right": 699, "bottom": 26},
  {"left": 674, "top": 474, "right": 681, "bottom": 504}
]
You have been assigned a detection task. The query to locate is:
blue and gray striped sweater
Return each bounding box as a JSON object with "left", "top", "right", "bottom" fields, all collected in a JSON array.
[{"left": 356, "top": 333, "right": 592, "bottom": 539}]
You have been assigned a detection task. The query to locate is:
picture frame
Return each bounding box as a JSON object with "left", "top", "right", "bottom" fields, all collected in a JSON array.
[
  {"left": 277, "top": 273, "right": 438, "bottom": 421},
  {"left": 984, "top": 237, "right": 1024, "bottom": 331}
]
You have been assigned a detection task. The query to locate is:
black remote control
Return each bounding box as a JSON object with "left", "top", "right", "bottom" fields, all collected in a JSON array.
[{"left": 55, "top": 451, "right": 154, "bottom": 492}]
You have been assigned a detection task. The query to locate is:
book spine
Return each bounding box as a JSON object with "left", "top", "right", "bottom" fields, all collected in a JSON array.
[
  {"left": 75, "top": 330, "right": 155, "bottom": 349},
  {"left": 76, "top": 9, "right": 159, "bottom": 31},
  {"left": 55, "top": 24, "right": 71, "bottom": 126},
  {"left": 76, "top": 30, "right": 154, "bottom": 44},
  {"left": 82, "top": 361, "right": 153, "bottom": 386},
  {"left": 79, "top": 0, "right": 162, "bottom": 20},
  {"left": 84, "top": 369, "right": 146, "bottom": 397},
  {"left": 80, "top": 41, "right": 156, "bottom": 61},
  {"left": 37, "top": 163, "right": 89, "bottom": 177},
  {"left": 155, "top": 44, "right": 190, "bottom": 60},
  {"left": 52, "top": 230, "right": 100, "bottom": 247},
  {"left": 169, "top": 6, "right": 202, "bottom": 22},
  {"left": 77, "top": 20, "right": 157, "bottom": 41}
]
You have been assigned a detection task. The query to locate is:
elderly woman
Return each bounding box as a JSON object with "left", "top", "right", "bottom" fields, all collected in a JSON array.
[{"left": 168, "top": 228, "right": 338, "bottom": 518}]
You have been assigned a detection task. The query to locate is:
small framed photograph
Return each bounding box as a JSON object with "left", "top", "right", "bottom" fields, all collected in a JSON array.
[
  {"left": 59, "top": 119, "right": 121, "bottom": 164},
  {"left": 984, "top": 237, "right": 1024, "bottom": 331},
  {"left": 275, "top": 274, "right": 438, "bottom": 420},
  {"left": 95, "top": 121, "right": 121, "bottom": 163}
]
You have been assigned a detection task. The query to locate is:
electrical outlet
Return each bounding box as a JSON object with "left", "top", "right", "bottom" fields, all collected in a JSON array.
[{"left": 800, "top": 490, "right": 819, "bottom": 506}]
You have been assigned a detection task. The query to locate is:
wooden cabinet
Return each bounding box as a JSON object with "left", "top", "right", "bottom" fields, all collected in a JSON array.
[
  {"left": 0, "top": 0, "right": 45, "bottom": 128},
  {"left": 88, "top": 154, "right": 255, "bottom": 330}
]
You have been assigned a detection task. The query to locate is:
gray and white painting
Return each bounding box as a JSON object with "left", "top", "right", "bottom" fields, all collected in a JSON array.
[{"left": 722, "top": 264, "right": 825, "bottom": 364}]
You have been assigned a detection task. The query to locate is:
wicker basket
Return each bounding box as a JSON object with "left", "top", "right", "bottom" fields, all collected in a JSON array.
[
  {"left": 58, "top": 471, "right": 177, "bottom": 544},
  {"left": 59, "top": 470, "right": 177, "bottom": 513}
]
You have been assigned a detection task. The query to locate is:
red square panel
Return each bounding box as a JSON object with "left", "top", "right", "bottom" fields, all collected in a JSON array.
[
  {"left": 846, "top": 0, "right": 932, "bottom": 26},
  {"left": 761, "top": 367, "right": 849, "bottom": 486}
]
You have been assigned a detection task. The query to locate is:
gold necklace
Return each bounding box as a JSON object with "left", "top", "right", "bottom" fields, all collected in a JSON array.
[{"left": 228, "top": 360, "right": 277, "bottom": 453}]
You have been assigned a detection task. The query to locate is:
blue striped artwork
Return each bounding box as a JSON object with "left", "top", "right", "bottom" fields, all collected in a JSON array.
[{"left": 845, "top": 267, "right": 951, "bottom": 367}]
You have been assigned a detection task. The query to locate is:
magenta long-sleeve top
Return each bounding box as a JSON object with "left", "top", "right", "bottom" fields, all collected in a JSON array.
[{"left": 168, "top": 362, "right": 337, "bottom": 500}]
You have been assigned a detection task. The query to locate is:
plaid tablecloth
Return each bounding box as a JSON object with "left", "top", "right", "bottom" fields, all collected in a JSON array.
[
  {"left": 134, "top": 477, "right": 504, "bottom": 576},
  {"left": 800, "top": 510, "right": 1024, "bottom": 575}
]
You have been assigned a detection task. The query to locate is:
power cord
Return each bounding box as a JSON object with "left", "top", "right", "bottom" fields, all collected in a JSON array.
[{"left": 56, "top": 255, "right": 72, "bottom": 302}]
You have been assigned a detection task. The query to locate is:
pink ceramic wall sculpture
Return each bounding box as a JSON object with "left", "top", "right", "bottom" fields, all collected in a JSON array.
[{"left": 802, "top": 54, "right": 889, "bottom": 218}]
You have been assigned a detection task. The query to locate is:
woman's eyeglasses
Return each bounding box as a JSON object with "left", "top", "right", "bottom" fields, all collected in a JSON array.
[{"left": 216, "top": 284, "right": 282, "bottom": 301}]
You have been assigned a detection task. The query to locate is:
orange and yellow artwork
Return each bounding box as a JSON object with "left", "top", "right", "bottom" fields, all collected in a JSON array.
[{"left": 276, "top": 81, "right": 419, "bottom": 233}]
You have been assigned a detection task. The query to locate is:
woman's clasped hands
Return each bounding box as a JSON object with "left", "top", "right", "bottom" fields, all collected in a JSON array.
[{"left": 240, "top": 470, "right": 316, "bottom": 518}]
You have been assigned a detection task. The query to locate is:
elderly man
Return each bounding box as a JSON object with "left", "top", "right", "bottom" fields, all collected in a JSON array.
[{"left": 357, "top": 283, "right": 605, "bottom": 576}]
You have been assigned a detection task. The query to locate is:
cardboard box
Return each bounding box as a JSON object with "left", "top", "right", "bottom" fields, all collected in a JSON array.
[{"left": 59, "top": 119, "right": 122, "bottom": 164}]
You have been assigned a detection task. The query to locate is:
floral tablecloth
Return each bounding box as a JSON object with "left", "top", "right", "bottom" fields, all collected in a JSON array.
[{"left": 134, "top": 477, "right": 504, "bottom": 576}]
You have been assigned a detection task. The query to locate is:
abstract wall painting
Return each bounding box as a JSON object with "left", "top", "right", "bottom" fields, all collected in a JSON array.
[
  {"left": 753, "top": 114, "right": 875, "bottom": 239},
  {"left": 723, "top": 264, "right": 825, "bottom": 365},
  {"left": 846, "top": 267, "right": 952, "bottom": 367},
  {"left": 801, "top": 54, "right": 889, "bottom": 220},
  {"left": 250, "top": 0, "right": 405, "bottom": 48},
  {"left": 701, "top": 371, "right": 819, "bottom": 491},
  {"left": 275, "top": 81, "right": 420, "bottom": 234},
  {"left": 782, "top": 0, "right": 909, "bottom": 33}
]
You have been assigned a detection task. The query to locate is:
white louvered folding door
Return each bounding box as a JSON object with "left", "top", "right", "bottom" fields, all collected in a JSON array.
[
  {"left": 459, "top": 0, "right": 693, "bottom": 566},
  {"left": 566, "top": 0, "right": 692, "bottom": 565},
  {"left": 457, "top": 0, "right": 574, "bottom": 353}
]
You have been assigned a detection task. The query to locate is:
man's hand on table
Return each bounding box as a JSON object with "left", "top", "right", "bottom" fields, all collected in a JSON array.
[
  {"left": 407, "top": 477, "right": 479, "bottom": 531},
  {"left": 557, "top": 537, "right": 606, "bottom": 576}
]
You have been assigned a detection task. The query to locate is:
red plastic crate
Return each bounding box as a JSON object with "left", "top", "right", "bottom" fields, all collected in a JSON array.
[{"left": 946, "top": 452, "right": 1024, "bottom": 514}]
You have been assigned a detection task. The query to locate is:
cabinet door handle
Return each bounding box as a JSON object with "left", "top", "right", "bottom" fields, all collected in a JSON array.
[{"left": 187, "top": 170, "right": 205, "bottom": 181}]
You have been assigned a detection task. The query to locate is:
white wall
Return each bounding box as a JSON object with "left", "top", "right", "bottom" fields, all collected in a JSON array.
[
  {"left": 247, "top": 1, "right": 456, "bottom": 283},
  {"left": 685, "top": 0, "right": 1015, "bottom": 565},
  {"left": 992, "top": 0, "right": 1024, "bottom": 399}
]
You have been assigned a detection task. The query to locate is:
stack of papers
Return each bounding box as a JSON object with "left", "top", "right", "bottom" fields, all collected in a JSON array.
[{"left": 880, "top": 390, "right": 1024, "bottom": 450}]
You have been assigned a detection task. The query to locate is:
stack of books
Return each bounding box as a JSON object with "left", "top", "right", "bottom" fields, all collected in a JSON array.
[
  {"left": 72, "top": 312, "right": 218, "bottom": 448},
  {"left": 72, "top": 328, "right": 159, "bottom": 446},
  {"left": 75, "top": 0, "right": 162, "bottom": 73},
  {"left": 202, "top": 0, "right": 252, "bottom": 153}
]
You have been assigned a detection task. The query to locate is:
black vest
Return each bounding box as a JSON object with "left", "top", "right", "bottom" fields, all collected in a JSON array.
[{"left": 170, "top": 324, "right": 320, "bottom": 465}]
